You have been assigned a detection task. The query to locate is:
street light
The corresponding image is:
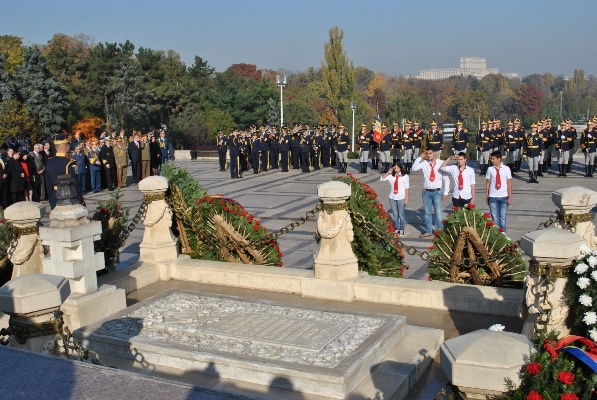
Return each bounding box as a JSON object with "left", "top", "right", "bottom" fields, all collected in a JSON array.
[
  {"left": 350, "top": 101, "right": 357, "bottom": 151},
  {"left": 559, "top": 90, "right": 563, "bottom": 117},
  {"left": 477, "top": 105, "right": 481, "bottom": 130},
  {"left": 276, "top": 75, "right": 286, "bottom": 126},
  {"left": 433, "top": 112, "right": 441, "bottom": 125}
]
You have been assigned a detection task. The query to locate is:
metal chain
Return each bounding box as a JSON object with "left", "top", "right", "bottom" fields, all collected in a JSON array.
[
  {"left": 266, "top": 202, "right": 322, "bottom": 240},
  {"left": 52, "top": 312, "right": 101, "bottom": 365},
  {"left": 536, "top": 210, "right": 559, "bottom": 231},
  {"left": 0, "top": 327, "right": 10, "bottom": 346},
  {"left": 534, "top": 265, "right": 555, "bottom": 333},
  {"left": 117, "top": 201, "right": 148, "bottom": 246},
  {"left": 350, "top": 207, "right": 431, "bottom": 261}
]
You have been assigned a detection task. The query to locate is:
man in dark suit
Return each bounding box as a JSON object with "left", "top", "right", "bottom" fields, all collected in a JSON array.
[
  {"left": 127, "top": 133, "right": 142, "bottom": 184},
  {"left": 100, "top": 137, "right": 117, "bottom": 190},
  {"left": 30, "top": 144, "right": 45, "bottom": 201},
  {"left": 0, "top": 149, "right": 8, "bottom": 209}
]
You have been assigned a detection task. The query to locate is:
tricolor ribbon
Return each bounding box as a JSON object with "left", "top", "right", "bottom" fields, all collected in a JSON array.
[{"left": 544, "top": 335, "right": 597, "bottom": 374}]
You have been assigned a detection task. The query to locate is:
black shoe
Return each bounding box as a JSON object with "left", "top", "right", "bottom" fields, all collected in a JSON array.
[
  {"left": 528, "top": 172, "right": 533, "bottom": 184},
  {"left": 533, "top": 171, "right": 539, "bottom": 183}
]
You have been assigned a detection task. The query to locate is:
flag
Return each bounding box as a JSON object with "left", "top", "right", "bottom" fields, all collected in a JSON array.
[{"left": 373, "top": 111, "right": 382, "bottom": 143}]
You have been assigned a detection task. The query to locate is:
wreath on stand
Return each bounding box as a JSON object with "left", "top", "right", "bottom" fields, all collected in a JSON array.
[
  {"left": 427, "top": 204, "right": 526, "bottom": 287},
  {"left": 162, "top": 163, "right": 282, "bottom": 266}
]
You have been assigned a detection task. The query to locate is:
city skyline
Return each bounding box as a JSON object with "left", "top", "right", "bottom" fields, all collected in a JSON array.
[{"left": 3, "top": 0, "right": 596, "bottom": 78}]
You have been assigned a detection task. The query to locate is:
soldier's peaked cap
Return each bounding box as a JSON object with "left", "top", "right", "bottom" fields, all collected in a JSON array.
[{"left": 52, "top": 133, "right": 69, "bottom": 145}]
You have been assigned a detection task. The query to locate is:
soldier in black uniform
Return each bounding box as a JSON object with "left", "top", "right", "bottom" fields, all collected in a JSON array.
[
  {"left": 250, "top": 131, "right": 261, "bottom": 174},
  {"left": 269, "top": 125, "right": 280, "bottom": 169},
  {"left": 279, "top": 126, "right": 291, "bottom": 172},
  {"left": 357, "top": 123, "right": 372, "bottom": 173},
  {"left": 580, "top": 119, "right": 596, "bottom": 177},
  {"left": 391, "top": 121, "right": 402, "bottom": 166},
  {"left": 100, "top": 136, "right": 117, "bottom": 190},
  {"left": 45, "top": 134, "right": 83, "bottom": 209},
  {"left": 312, "top": 127, "right": 323, "bottom": 170},
  {"left": 217, "top": 130, "right": 227, "bottom": 171},
  {"left": 260, "top": 126, "right": 270, "bottom": 171},
  {"left": 329, "top": 124, "right": 338, "bottom": 166},
  {"left": 452, "top": 121, "right": 468, "bottom": 155},
  {"left": 228, "top": 128, "right": 242, "bottom": 179},
  {"left": 426, "top": 122, "right": 443, "bottom": 152},
  {"left": 321, "top": 125, "right": 332, "bottom": 167},
  {"left": 524, "top": 122, "right": 544, "bottom": 184},
  {"left": 300, "top": 130, "right": 312, "bottom": 173}
]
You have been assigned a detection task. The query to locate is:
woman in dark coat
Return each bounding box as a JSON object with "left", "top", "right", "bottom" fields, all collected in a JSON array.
[
  {"left": 7, "top": 150, "right": 25, "bottom": 203},
  {"left": 149, "top": 136, "right": 161, "bottom": 176}
]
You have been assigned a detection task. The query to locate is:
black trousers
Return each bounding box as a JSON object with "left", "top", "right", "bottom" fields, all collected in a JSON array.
[
  {"left": 218, "top": 149, "right": 227, "bottom": 170},
  {"left": 270, "top": 148, "right": 279, "bottom": 168},
  {"left": 131, "top": 159, "right": 142, "bottom": 183},
  {"left": 300, "top": 151, "right": 310, "bottom": 172},
  {"left": 312, "top": 150, "right": 321, "bottom": 169},
  {"left": 291, "top": 148, "right": 300, "bottom": 168},
  {"left": 230, "top": 154, "right": 240, "bottom": 178},
  {"left": 322, "top": 148, "right": 331, "bottom": 166},
  {"left": 104, "top": 166, "right": 116, "bottom": 189},
  {"left": 251, "top": 152, "right": 260, "bottom": 173},
  {"left": 452, "top": 197, "right": 472, "bottom": 208},
  {"left": 261, "top": 150, "right": 269, "bottom": 171},
  {"left": 280, "top": 151, "right": 289, "bottom": 171}
]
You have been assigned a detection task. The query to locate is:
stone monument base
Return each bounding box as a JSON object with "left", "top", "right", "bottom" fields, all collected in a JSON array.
[
  {"left": 139, "top": 240, "right": 179, "bottom": 263},
  {"left": 61, "top": 285, "right": 126, "bottom": 330},
  {"left": 75, "top": 290, "right": 439, "bottom": 399},
  {"left": 313, "top": 256, "right": 359, "bottom": 281}
]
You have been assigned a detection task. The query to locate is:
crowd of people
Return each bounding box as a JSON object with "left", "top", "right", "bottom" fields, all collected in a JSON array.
[{"left": 0, "top": 126, "right": 170, "bottom": 210}]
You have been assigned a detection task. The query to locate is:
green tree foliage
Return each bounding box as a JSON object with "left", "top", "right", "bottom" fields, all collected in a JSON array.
[
  {"left": 0, "top": 36, "right": 24, "bottom": 74},
  {"left": 0, "top": 54, "right": 16, "bottom": 101},
  {"left": 109, "top": 60, "right": 153, "bottom": 131},
  {"left": 285, "top": 98, "right": 319, "bottom": 126},
  {"left": 14, "top": 47, "right": 69, "bottom": 135},
  {"left": 170, "top": 104, "right": 208, "bottom": 148},
  {"left": 321, "top": 26, "right": 355, "bottom": 124},
  {"left": 0, "top": 99, "right": 43, "bottom": 141}
]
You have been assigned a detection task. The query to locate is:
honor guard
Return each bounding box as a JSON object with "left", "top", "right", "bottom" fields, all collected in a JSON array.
[
  {"left": 329, "top": 124, "right": 338, "bottom": 166},
  {"left": 545, "top": 117, "right": 556, "bottom": 171},
  {"left": 279, "top": 126, "right": 291, "bottom": 172},
  {"left": 514, "top": 118, "right": 525, "bottom": 172},
  {"left": 487, "top": 120, "right": 497, "bottom": 153},
  {"left": 45, "top": 133, "right": 83, "bottom": 209},
  {"left": 228, "top": 128, "right": 242, "bottom": 179},
  {"left": 290, "top": 123, "right": 301, "bottom": 169},
  {"left": 300, "top": 129, "right": 312, "bottom": 173},
  {"left": 321, "top": 125, "right": 332, "bottom": 167},
  {"left": 525, "top": 122, "right": 544, "bottom": 183},
  {"left": 217, "top": 130, "right": 227, "bottom": 171},
  {"left": 477, "top": 121, "right": 492, "bottom": 175},
  {"left": 336, "top": 125, "right": 350, "bottom": 173},
  {"left": 379, "top": 124, "right": 393, "bottom": 173},
  {"left": 357, "top": 123, "right": 372, "bottom": 173},
  {"left": 391, "top": 121, "right": 402, "bottom": 165},
  {"left": 536, "top": 119, "right": 547, "bottom": 177},
  {"left": 580, "top": 119, "right": 596, "bottom": 177},
  {"left": 250, "top": 130, "right": 261, "bottom": 174},
  {"left": 412, "top": 121, "right": 425, "bottom": 159},
  {"left": 369, "top": 125, "right": 379, "bottom": 171},
  {"left": 565, "top": 118, "right": 577, "bottom": 173},
  {"left": 259, "top": 126, "right": 270, "bottom": 171},
  {"left": 312, "top": 127, "right": 323, "bottom": 170},
  {"left": 555, "top": 120, "right": 571, "bottom": 177},
  {"left": 426, "top": 121, "right": 443, "bottom": 152},
  {"left": 158, "top": 129, "right": 169, "bottom": 163},
  {"left": 494, "top": 119, "right": 505, "bottom": 153},
  {"left": 269, "top": 125, "right": 280, "bottom": 169},
  {"left": 505, "top": 121, "right": 518, "bottom": 176},
  {"left": 402, "top": 121, "right": 415, "bottom": 174},
  {"left": 452, "top": 121, "right": 468, "bottom": 155}
]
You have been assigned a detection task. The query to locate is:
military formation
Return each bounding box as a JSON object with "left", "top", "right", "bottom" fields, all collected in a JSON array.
[{"left": 216, "top": 116, "right": 597, "bottom": 185}]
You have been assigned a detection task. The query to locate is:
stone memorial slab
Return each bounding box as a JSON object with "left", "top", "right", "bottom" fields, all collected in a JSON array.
[{"left": 75, "top": 290, "right": 406, "bottom": 398}]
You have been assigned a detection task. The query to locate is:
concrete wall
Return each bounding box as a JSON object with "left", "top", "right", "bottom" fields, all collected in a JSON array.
[{"left": 99, "top": 256, "right": 523, "bottom": 318}]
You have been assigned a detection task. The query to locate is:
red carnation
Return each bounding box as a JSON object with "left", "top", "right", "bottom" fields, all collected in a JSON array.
[
  {"left": 253, "top": 224, "right": 259, "bottom": 231},
  {"left": 483, "top": 213, "right": 491, "bottom": 219},
  {"left": 232, "top": 209, "right": 237, "bottom": 215},
  {"left": 101, "top": 208, "right": 108, "bottom": 213},
  {"left": 208, "top": 197, "right": 214, "bottom": 203},
  {"left": 275, "top": 245, "right": 280, "bottom": 251},
  {"left": 468, "top": 204, "right": 475, "bottom": 209},
  {"left": 527, "top": 391, "right": 544, "bottom": 400},
  {"left": 336, "top": 176, "right": 342, "bottom": 179},
  {"left": 434, "top": 230, "right": 442, "bottom": 236},
  {"left": 279, "top": 261, "right": 283, "bottom": 267},
  {"left": 498, "top": 228, "right": 504, "bottom": 233},
  {"left": 429, "top": 245, "right": 434, "bottom": 250},
  {"left": 223, "top": 206, "right": 229, "bottom": 211},
  {"left": 453, "top": 206, "right": 459, "bottom": 211},
  {"left": 247, "top": 215, "right": 254, "bottom": 222},
  {"left": 255, "top": 220, "right": 260, "bottom": 225},
  {"left": 560, "top": 395, "right": 578, "bottom": 400},
  {"left": 557, "top": 371, "right": 574, "bottom": 385},
  {"left": 543, "top": 341, "right": 558, "bottom": 361},
  {"left": 486, "top": 221, "right": 495, "bottom": 227},
  {"left": 219, "top": 199, "right": 225, "bottom": 205},
  {"left": 241, "top": 211, "right": 247, "bottom": 217},
  {"left": 277, "top": 252, "right": 283, "bottom": 258},
  {"left": 526, "top": 362, "right": 541, "bottom": 376},
  {"left": 428, "top": 276, "right": 432, "bottom": 281},
  {"left": 0, "top": 219, "right": 4, "bottom": 223}
]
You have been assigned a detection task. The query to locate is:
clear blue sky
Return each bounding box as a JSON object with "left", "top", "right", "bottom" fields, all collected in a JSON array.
[{"left": 4, "top": 0, "right": 596, "bottom": 78}]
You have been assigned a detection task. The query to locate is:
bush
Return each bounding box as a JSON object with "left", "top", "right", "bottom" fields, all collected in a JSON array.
[
  {"left": 92, "top": 190, "right": 130, "bottom": 271},
  {"left": 347, "top": 151, "right": 359, "bottom": 159}
]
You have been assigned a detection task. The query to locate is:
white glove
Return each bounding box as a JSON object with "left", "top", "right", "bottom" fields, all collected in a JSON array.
[
  {"left": 508, "top": 135, "right": 513, "bottom": 139},
  {"left": 561, "top": 135, "right": 566, "bottom": 139},
  {"left": 481, "top": 134, "right": 484, "bottom": 137},
  {"left": 589, "top": 134, "right": 592, "bottom": 139}
]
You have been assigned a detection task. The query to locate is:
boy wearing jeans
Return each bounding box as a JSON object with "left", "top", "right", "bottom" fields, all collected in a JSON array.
[{"left": 485, "top": 151, "right": 512, "bottom": 232}]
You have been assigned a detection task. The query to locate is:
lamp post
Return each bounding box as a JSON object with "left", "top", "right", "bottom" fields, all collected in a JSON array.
[
  {"left": 433, "top": 112, "right": 441, "bottom": 126},
  {"left": 559, "top": 90, "right": 563, "bottom": 117},
  {"left": 477, "top": 105, "right": 481, "bottom": 130},
  {"left": 276, "top": 75, "right": 286, "bottom": 126},
  {"left": 350, "top": 101, "right": 357, "bottom": 151}
]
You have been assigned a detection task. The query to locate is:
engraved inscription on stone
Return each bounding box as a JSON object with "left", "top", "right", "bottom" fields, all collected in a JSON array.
[
  {"left": 205, "top": 312, "right": 348, "bottom": 351},
  {"left": 100, "top": 292, "right": 386, "bottom": 368}
]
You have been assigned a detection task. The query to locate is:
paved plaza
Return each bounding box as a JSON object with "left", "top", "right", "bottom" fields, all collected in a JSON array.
[{"left": 73, "top": 156, "right": 597, "bottom": 280}]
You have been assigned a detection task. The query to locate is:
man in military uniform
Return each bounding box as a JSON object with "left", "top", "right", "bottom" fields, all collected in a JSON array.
[
  {"left": 228, "top": 128, "right": 242, "bottom": 179},
  {"left": 100, "top": 135, "right": 117, "bottom": 190},
  {"left": 159, "top": 130, "right": 169, "bottom": 164},
  {"left": 250, "top": 130, "right": 261, "bottom": 174},
  {"left": 290, "top": 123, "right": 301, "bottom": 169},
  {"left": 299, "top": 129, "right": 312, "bottom": 173},
  {"left": 141, "top": 134, "right": 151, "bottom": 179},
  {"left": 452, "top": 121, "right": 468, "bottom": 155},
  {"left": 377, "top": 125, "right": 391, "bottom": 173},
  {"left": 426, "top": 121, "right": 443, "bottom": 152},
  {"left": 391, "top": 121, "right": 402, "bottom": 166},
  {"left": 217, "top": 130, "right": 227, "bottom": 171},
  {"left": 329, "top": 124, "right": 338, "bottom": 166},
  {"left": 259, "top": 126, "right": 270, "bottom": 172},
  {"left": 477, "top": 121, "right": 492, "bottom": 176},
  {"left": 514, "top": 118, "right": 525, "bottom": 172},
  {"left": 494, "top": 119, "right": 505, "bottom": 154},
  {"left": 402, "top": 122, "right": 414, "bottom": 174},
  {"left": 279, "top": 126, "right": 291, "bottom": 172},
  {"left": 525, "top": 122, "right": 543, "bottom": 183},
  {"left": 369, "top": 124, "right": 380, "bottom": 171},
  {"left": 566, "top": 118, "right": 577, "bottom": 173},
  {"left": 336, "top": 125, "right": 350, "bottom": 173},
  {"left": 357, "top": 123, "right": 371, "bottom": 174},
  {"left": 412, "top": 121, "right": 424, "bottom": 160},
  {"left": 114, "top": 137, "right": 128, "bottom": 187},
  {"left": 505, "top": 121, "right": 518, "bottom": 176},
  {"left": 312, "top": 127, "right": 322, "bottom": 170},
  {"left": 580, "top": 119, "right": 596, "bottom": 177},
  {"left": 321, "top": 125, "right": 332, "bottom": 167},
  {"left": 45, "top": 133, "right": 83, "bottom": 209},
  {"left": 536, "top": 119, "right": 547, "bottom": 177},
  {"left": 269, "top": 125, "right": 280, "bottom": 169}
]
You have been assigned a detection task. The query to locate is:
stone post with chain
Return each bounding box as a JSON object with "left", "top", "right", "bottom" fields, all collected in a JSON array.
[
  {"left": 552, "top": 186, "right": 597, "bottom": 249},
  {"left": 519, "top": 229, "right": 585, "bottom": 338},
  {"left": 138, "top": 176, "right": 179, "bottom": 263},
  {"left": 4, "top": 202, "right": 45, "bottom": 278}
]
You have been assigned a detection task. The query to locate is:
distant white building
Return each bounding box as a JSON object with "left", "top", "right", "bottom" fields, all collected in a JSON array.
[{"left": 419, "top": 57, "right": 517, "bottom": 80}]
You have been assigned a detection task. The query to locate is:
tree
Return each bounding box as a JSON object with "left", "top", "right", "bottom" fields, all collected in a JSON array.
[
  {"left": 170, "top": 104, "right": 208, "bottom": 148},
  {"left": 321, "top": 26, "right": 355, "bottom": 123},
  {"left": 15, "top": 47, "right": 69, "bottom": 135},
  {"left": 285, "top": 98, "right": 319, "bottom": 125},
  {"left": 354, "top": 66, "right": 375, "bottom": 92},
  {"left": 0, "top": 54, "right": 16, "bottom": 101},
  {"left": 267, "top": 97, "right": 279, "bottom": 126},
  {"left": 227, "top": 63, "right": 262, "bottom": 81},
  {"left": 0, "top": 36, "right": 24, "bottom": 74},
  {"left": 108, "top": 60, "right": 153, "bottom": 131},
  {"left": 520, "top": 83, "right": 544, "bottom": 120},
  {"left": 0, "top": 99, "right": 43, "bottom": 141}
]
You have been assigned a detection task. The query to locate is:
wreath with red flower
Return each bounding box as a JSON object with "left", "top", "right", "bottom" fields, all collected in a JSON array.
[
  {"left": 427, "top": 204, "right": 526, "bottom": 286},
  {"left": 163, "top": 164, "right": 281, "bottom": 267},
  {"left": 331, "top": 174, "right": 406, "bottom": 277}
]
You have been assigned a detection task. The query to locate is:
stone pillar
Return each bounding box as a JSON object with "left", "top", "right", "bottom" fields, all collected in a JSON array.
[
  {"left": 138, "top": 176, "right": 178, "bottom": 262},
  {"left": 440, "top": 330, "right": 534, "bottom": 398},
  {"left": 0, "top": 274, "right": 70, "bottom": 355},
  {"left": 519, "top": 229, "right": 585, "bottom": 338},
  {"left": 313, "top": 181, "right": 358, "bottom": 280},
  {"left": 552, "top": 186, "right": 597, "bottom": 249},
  {"left": 39, "top": 176, "right": 126, "bottom": 330},
  {"left": 4, "top": 202, "right": 46, "bottom": 278}
]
